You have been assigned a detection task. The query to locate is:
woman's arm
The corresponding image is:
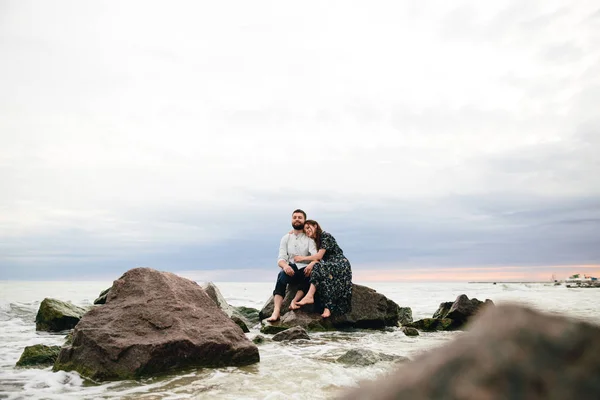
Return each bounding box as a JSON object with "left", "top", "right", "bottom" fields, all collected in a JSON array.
[{"left": 294, "top": 249, "right": 325, "bottom": 263}]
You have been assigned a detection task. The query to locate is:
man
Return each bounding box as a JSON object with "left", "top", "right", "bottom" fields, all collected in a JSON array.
[{"left": 266, "top": 209, "right": 317, "bottom": 322}]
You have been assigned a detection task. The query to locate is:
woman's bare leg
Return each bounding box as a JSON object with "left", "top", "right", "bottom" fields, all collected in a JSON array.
[
  {"left": 296, "top": 283, "right": 317, "bottom": 305},
  {"left": 321, "top": 308, "right": 331, "bottom": 318}
]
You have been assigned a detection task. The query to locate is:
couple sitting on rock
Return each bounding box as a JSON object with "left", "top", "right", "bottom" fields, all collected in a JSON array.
[{"left": 267, "top": 209, "right": 353, "bottom": 322}]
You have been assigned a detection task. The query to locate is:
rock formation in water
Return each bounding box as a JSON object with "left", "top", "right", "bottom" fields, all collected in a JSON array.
[
  {"left": 200, "top": 282, "right": 260, "bottom": 332},
  {"left": 16, "top": 344, "right": 61, "bottom": 368},
  {"left": 406, "top": 294, "right": 493, "bottom": 331},
  {"left": 272, "top": 326, "right": 310, "bottom": 342},
  {"left": 341, "top": 304, "right": 600, "bottom": 399},
  {"left": 93, "top": 287, "right": 110, "bottom": 305},
  {"left": 336, "top": 349, "right": 409, "bottom": 366},
  {"left": 259, "top": 283, "right": 410, "bottom": 332},
  {"left": 35, "top": 298, "right": 88, "bottom": 332},
  {"left": 53, "top": 267, "right": 259, "bottom": 381}
]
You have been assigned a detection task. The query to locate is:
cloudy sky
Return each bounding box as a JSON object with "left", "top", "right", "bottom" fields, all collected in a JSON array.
[{"left": 1, "top": 0, "right": 599, "bottom": 281}]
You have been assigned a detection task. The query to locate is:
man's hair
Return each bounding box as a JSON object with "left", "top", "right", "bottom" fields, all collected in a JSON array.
[{"left": 292, "top": 209, "right": 306, "bottom": 219}]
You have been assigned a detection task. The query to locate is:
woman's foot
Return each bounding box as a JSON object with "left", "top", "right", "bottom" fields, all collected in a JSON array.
[
  {"left": 296, "top": 295, "right": 314, "bottom": 306},
  {"left": 289, "top": 301, "right": 300, "bottom": 310},
  {"left": 266, "top": 312, "right": 280, "bottom": 322},
  {"left": 321, "top": 308, "right": 331, "bottom": 318}
]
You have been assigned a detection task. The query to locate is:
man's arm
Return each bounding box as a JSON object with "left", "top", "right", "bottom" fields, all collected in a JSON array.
[
  {"left": 295, "top": 249, "right": 325, "bottom": 262},
  {"left": 277, "top": 234, "right": 290, "bottom": 269},
  {"left": 294, "top": 238, "right": 323, "bottom": 263}
]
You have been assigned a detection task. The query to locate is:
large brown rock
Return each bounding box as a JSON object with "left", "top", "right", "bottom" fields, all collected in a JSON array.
[
  {"left": 53, "top": 268, "right": 259, "bottom": 381},
  {"left": 259, "top": 284, "right": 406, "bottom": 331},
  {"left": 342, "top": 304, "right": 600, "bottom": 399}
]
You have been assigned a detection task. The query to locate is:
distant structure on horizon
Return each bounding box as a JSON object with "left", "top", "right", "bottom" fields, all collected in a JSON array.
[{"left": 564, "top": 273, "right": 599, "bottom": 288}]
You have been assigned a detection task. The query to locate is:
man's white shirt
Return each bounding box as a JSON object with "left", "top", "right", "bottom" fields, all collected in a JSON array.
[{"left": 277, "top": 232, "right": 317, "bottom": 267}]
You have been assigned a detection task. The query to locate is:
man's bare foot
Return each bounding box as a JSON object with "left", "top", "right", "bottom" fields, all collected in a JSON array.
[
  {"left": 266, "top": 312, "right": 280, "bottom": 322},
  {"left": 289, "top": 301, "right": 300, "bottom": 310},
  {"left": 321, "top": 308, "right": 331, "bottom": 318},
  {"left": 296, "top": 295, "right": 314, "bottom": 306}
]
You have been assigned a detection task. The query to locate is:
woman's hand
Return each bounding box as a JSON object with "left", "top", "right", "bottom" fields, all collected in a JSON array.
[
  {"left": 304, "top": 262, "right": 314, "bottom": 276},
  {"left": 293, "top": 255, "right": 305, "bottom": 263}
]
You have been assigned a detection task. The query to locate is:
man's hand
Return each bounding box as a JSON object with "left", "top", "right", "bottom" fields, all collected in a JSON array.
[
  {"left": 304, "top": 263, "right": 313, "bottom": 276},
  {"left": 293, "top": 255, "right": 305, "bottom": 263},
  {"left": 283, "top": 264, "right": 295, "bottom": 276}
]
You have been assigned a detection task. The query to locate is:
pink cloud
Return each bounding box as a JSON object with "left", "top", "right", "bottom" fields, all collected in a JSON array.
[{"left": 352, "top": 264, "right": 600, "bottom": 282}]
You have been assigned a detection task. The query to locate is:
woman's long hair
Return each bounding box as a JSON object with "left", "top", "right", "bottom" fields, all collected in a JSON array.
[{"left": 305, "top": 219, "right": 323, "bottom": 250}]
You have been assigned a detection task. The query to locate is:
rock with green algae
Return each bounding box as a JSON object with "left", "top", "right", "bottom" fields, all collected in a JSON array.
[
  {"left": 252, "top": 335, "right": 268, "bottom": 344},
  {"left": 405, "top": 318, "right": 457, "bottom": 332},
  {"left": 16, "top": 344, "right": 61, "bottom": 368},
  {"left": 401, "top": 326, "right": 419, "bottom": 336},
  {"left": 35, "top": 298, "right": 88, "bottom": 332},
  {"left": 93, "top": 287, "right": 111, "bottom": 305},
  {"left": 260, "top": 323, "right": 290, "bottom": 334},
  {"left": 234, "top": 306, "right": 260, "bottom": 326},
  {"left": 200, "top": 282, "right": 258, "bottom": 331}
]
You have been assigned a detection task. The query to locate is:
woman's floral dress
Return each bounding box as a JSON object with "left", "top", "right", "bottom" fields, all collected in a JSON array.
[{"left": 310, "top": 231, "right": 353, "bottom": 315}]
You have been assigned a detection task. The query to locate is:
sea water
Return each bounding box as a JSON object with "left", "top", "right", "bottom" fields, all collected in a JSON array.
[{"left": 1, "top": 281, "right": 598, "bottom": 399}]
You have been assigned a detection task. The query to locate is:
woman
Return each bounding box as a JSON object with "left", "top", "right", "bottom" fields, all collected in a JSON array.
[{"left": 293, "top": 220, "right": 352, "bottom": 318}]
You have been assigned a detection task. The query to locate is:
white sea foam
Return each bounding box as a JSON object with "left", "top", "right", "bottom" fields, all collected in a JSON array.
[{"left": 0, "top": 280, "right": 598, "bottom": 399}]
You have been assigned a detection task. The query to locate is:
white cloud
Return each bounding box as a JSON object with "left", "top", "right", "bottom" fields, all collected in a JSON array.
[{"left": 0, "top": 0, "right": 598, "bottom": 270}]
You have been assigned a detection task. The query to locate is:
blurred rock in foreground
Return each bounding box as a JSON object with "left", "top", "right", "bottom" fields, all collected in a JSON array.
[{"left": 342, "top": 304, "right": 600, "bottom": 400}]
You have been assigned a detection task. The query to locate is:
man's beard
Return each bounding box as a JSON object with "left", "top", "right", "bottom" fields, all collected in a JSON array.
[{"left": 292, "top": 222, "right": 305, "bottom": 231}]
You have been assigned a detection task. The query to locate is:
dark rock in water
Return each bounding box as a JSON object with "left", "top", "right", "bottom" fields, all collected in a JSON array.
[
  {"left": 445, "top": 294, "right": 493, "bottom": 325},
  {"left": 405, "top": 318, "right": 457, "bottom": 332},
  {"left": 272, "top": 326, "right": 310, "bottom": 342},
  {"left": 35, "top": 298, "right": 88, "bottom": 332},
  {"left": 16, "top": 344, "right": 61, "bottom": 368},
  {"left": 401, "top": 326, "right": 419, "bottom": 336},
  {"left": 411, "top": 294, "right": 494, "bottom": 332},
  {"left": 341, "top": 304, "right": 600, "bottom": 400},
  {"left": 200, "top": 282, "right": 234, "bottom": 312},
  {"left": 94, "top": 287, "right": 111, "bottom": 305},
  {"left": 252, "top": 335, "right": 267, "bottom": 344},
  {"left": 200, "top": 282, "right": 253, "bottom": 331},
  {"left": 280, "top": 310, "right": 334, "bottom": 331},
  {"left": 336, "top": 349, "right": 409, "bottom": 367},
  {"left": 432, "top": 301, "right": 453, "bottom": 319},
  {"left": 64, "top": 331, "right": 73, "bottom": 345},
  {"left": 260, "top": 323, "right": 290, "bottom": 335},
  {"left": 231, "top": 315, "right": 250, "bottom": 333},
  {"left": 259, "top": 284, "right": 406, "bottom": 331},
  {"left": 53, "top": 267, "right": 259, "bottom": 381},
  {"left": 235, "top": 306, "right": 260, "bottom": 326},
  {"left": 398, "top": 307, "right": 413, "bottom": 325}
]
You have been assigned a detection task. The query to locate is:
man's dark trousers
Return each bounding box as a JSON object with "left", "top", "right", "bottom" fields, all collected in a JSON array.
[{"left": 273, "top": 263, "right": 310, "bottom": 297}]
